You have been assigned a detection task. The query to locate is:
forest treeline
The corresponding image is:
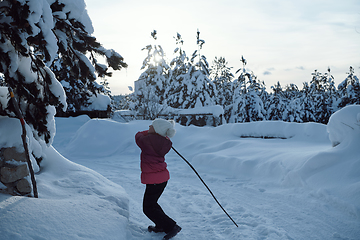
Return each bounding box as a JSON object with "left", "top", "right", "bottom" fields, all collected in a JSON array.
[{"left": 113, "top": 31, "right": 359, "bottom": 125}]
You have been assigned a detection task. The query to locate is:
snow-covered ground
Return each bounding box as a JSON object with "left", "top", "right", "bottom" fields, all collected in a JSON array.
[{"left": 1, "top": 106, "right": 360, "bottom": 240}]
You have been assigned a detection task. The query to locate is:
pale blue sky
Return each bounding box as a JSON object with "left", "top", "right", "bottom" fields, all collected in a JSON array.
[{"left": 85, "top": 0, "right": 360, "bottom": 95}]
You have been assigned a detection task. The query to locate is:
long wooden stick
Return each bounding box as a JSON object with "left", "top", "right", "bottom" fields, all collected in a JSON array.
[
  {"left": 8, "top": 87, "right": 38, "bottom": 198},
  {"left": 171, "top": 146, "right": 238, "bottom": 227}
]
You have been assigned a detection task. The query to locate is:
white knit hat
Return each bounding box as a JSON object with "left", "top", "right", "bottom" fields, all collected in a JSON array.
[{"left": 152, "top": 119, "right": 176, "bottom": 138}]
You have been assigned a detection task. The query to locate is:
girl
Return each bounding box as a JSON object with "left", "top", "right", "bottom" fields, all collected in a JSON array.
[{"left": 135, "top": 119, "right": 181, "bottom": 240}]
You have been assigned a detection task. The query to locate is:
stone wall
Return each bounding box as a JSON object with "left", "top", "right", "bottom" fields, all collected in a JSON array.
[{"left": 0, "top": 147, "right": 32, "bottom": 195}]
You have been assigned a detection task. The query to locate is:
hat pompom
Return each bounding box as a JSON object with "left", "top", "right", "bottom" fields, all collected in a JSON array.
[{"left": 166, "top": 128, "right": 176, "bottom": 138}]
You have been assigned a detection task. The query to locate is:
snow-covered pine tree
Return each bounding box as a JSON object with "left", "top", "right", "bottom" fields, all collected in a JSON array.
[
  {"left": 0, "top": 0, "right": 67, "bottom": 145},
  {"left": 323, "top": 68, "right": 337, "bottom": 98},
  {"left": 229, "top": 56, "right": 247, "bottom": 123},
  {"left": 51, "top": 57, "right": 90, "bottom": 112},
  {"left": 299, "top": 82, "right": 316, "bottom": 122},
  {"left": 210, "top": 56, "right": 234, "bottom": 110},
  {"left": 49, "top": 0, "right": 127, "bottom": 114},
  {"left": 308, "top": 69, "right": 327, "bottom": 123},
  {"left": 337, "top": 66, "right": 360, "bottom": 108},
  {"left": 99, "top": 78, "right": 111, "bottom": 97},
  {"left": 246, "top": 73, "right": 266, "bottom": 122},
  {"left": 181, "top": 30, "right": 216, "bottom": 109},
  {"left": 230, "top": 56, "right": 265, "bottom": 123},
  {"left": 179, "top": 30, "right": 217, "bottom": 125},
  {"left": 308, "top": 69, "right": 336, "bottom": 124},
  {"left": 165, "top": 30, "right": 217, "bottom": 125},
  {"left": 321, "top": 68, "right": 337, "bottom": 122},
  {"left": 282, "top": 84, "right": 303, "bottom": 122},
  {"left": 166, "top": 33, "right": 190, "bottom": 108},
  {"left": 132, "top": 30, "right": 169, "bottom": 119},
  {"left": 265, "top": 82, "right": 288, "bottom": 121},
  {"left": 0, "top": 0, "right": 126, "bottom": 146}
]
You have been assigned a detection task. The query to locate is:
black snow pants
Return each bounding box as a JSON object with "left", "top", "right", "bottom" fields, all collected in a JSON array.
[{"left": 143, "top": 181, "right": 176, "bottom": 233}]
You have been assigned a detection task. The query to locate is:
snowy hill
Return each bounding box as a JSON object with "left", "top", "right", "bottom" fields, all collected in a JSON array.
[{"left": 1, "top": 105, "right": 359, "bottom": 239}]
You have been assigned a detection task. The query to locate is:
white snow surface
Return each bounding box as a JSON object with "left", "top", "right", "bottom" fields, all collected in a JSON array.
[{"left": 1, "top": 105, "right": 360, "bottom": 240}]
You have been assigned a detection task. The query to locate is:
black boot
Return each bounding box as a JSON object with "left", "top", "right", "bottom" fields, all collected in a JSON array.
[
  {"left": 148, "top": 225, "right": 164, "bottom": 233},
  {"left": 163, "top": 224, "right": 181, "bottom": 240}
]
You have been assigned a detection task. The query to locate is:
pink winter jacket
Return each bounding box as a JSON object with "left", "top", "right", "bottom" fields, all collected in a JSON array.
[{"left": 135, "top": 130, "right": 172, "bottom": 184}]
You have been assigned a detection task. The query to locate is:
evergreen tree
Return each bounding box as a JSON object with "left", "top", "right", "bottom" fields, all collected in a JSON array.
[
  {"left": 232, "top": 56, "right": 249, "bottom": 94},
  {"left": 167, "top": 30, "right": 216, "bottom": 110},
  {"left": 99, "top": 78, "right": 111, "bottom": 97},
  {"left": 338, "top": 66, "right": 360, "bottom": 107},
  {"left": 230, "top": 56, "right": 265, "bottom": 123},
  {"left": 265, "top": 82, "right": 287, "bottom": 121},
  {"left": 0, "top": 0, "right": 67, "bottom": 144},
  {"left": 51, "top": 57, "right": 91, "bottom": 112},
  {"left": 169, "top": 33, "right": 188, "bottom": 79},
  {"left": 299, "top": 82, "right": 316, "bottom": 122},
  {"left": 309, "top": 69, "right": 328, "bottom": 123},
  {"left": 49, "top": 1, "right": 127, "bottom": 113},
  {"left": 131, "top": 30, "right": 169, "bottom": 119},
  {"left": 282, "top": 84, "right": 303, "bottom": 122},
  {"left": 322, "top": 68, "right": 337, "bottom": 122},
  {"left": 306, "top": 68, "right": 337, "bottom": 124},
  {"left": 183, "top": 30, "right": 216, "bottom": 108},
  {"left": 166, "top": 33, "right": 190, "bottom": 108},
  {"left": 210, "top": 56, "right": 234, "bottom": 108},
  {"left": 0, "top": 0, "right": 126, "bottom": 147}
]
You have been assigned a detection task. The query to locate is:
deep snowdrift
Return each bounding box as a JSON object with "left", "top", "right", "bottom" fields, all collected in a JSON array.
[
  {"left": 0, "top": 116, "right": 129, "bottom": 239},
  {"left": 0, "top": 144, "right": 129, "bottom": 239}
]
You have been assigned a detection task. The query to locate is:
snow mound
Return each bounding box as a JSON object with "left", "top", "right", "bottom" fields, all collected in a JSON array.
[
  {"left": 327, "top": 105, "right": 360, "bottom": 147},
  {"left": 63, "top": 119, "right": 148, "bottom": 158},
  {"left": 280, "top": 106, "right": 360, "bottom": 214},
  {"left": 0, "top": 145, "right": 129, "bottom": 240}
]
